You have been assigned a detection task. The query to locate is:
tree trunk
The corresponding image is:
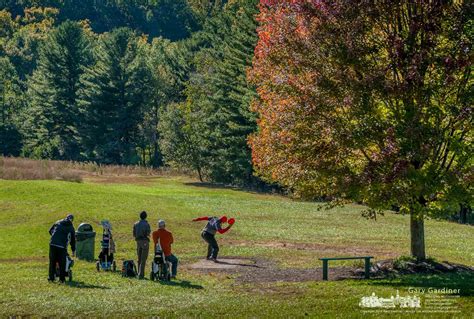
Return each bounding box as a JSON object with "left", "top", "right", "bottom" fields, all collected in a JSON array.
[
  {"left": 152, "top": 141, "right": 162, "bottom": 167},
  {"left": 459, "top": 204, "right": 469, "bottom": 224},
  {"left": 197, "top": 166, "right": 203, "bottom": 182},
  {"left": 410, "top": 211, "right": 426, "bottom": 260},
  {"left": 151, "top": 104, "right": 161, "bottom": 168}
]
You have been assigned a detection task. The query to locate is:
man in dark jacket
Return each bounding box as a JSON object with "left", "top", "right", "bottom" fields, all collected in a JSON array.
[
  {"left": 133, "top": 211, "right": 151, "bottom": 279},
  {"left": 48, "top": 214, "right": 76, "bottom": 283}
]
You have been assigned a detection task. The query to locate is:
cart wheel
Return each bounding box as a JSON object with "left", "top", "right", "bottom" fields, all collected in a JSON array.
[
  {"left": 68, "top": 270, "right": 73, "bottom": 282},
  {"left": 112, "top": 261, "right": 116, "bottom": 272},
  {"left": 160, "top": 265, "right": 165, "bottom": 280}
]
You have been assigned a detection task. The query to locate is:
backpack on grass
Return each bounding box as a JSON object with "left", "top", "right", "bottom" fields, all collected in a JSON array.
[{"left": 121, "top": 260, "right": 137, "bottom": 277}]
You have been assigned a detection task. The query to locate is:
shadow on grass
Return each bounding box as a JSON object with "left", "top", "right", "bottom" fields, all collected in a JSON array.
[
  {"left": 157, "top": 280, "right": 204, "bottom": 290},
  {"left": 368, "top": 272, "right": 474, "bottom": 296},
  {"left": 184, "top": 182, "right": 284, "bottom": 196},
  {"left": 66, "top": 281, "right": 110, "bottom": 289}
]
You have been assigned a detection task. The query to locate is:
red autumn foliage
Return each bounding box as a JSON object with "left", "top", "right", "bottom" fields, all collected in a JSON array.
[{"left": 249, "top": 0, "right": 472, "bottom": 258}]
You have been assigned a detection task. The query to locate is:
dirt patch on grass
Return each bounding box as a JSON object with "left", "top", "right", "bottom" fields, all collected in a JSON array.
[
  {"left": 186, "top": 240, "right": 402, "bottom": 283},
  {"left": 237, "top": 265, "right": 356, "bottom": 283},
  {"left": 226, "top": 239, "right": 400, "bottom": 259},
  {"left": 186, "top": 257, "right": 363, "bottom": 283},
  {"left": 189, "top": 258, "right": 259, "bottom": 270}
]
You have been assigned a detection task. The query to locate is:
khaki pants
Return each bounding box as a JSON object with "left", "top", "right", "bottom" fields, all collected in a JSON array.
[{"left": 136, "top": 240, "right": 149, "bottom": 278}]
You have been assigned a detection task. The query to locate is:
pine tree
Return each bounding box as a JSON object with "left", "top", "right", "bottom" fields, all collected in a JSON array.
[
  {"left": 77, "top": 28, "right": 152, "bottom": 165},
  {"left": 23, "top": 20, "right": 91, "bottom": 160},
  {"left": 206, "top": 1, "right": 258, "bottom": 183},
  {"left": 138, "top": 38, "right": 185, "bottom": 167},
  {"left": 183, "top": 0, "right": 259, "bottom": 184},
  {"left": 0, "top": 56, "right": 24, "bottom": 156}
]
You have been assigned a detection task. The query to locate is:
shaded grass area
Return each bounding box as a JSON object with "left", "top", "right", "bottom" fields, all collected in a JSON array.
[
  {"left": 0, "top": 178, "right": 473, "bottom": 317},
  {"left": 369, "top": 272, "right": 474, "bottom": 296},
  {"left": 0, "top": 262, "right": 471, "bottom": 318}
]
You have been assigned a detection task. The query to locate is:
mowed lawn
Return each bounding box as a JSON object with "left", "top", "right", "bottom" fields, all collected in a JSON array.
[{"left": 0, "top": 177, "right": 473, "bottom": 318}]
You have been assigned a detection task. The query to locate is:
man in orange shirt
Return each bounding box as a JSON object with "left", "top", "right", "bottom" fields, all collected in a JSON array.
[{"left": 152, "top": 220, "right": 178, "bottom": 278}]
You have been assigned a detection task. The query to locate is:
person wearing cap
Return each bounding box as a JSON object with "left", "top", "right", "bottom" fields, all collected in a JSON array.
[
  {"left": 133, "top": 211, "right": 151, "bottom": 279},
  {"left": 192, "top": 215, "right": 235, "bottom": 262},
  {"left": 152, "top": 220, "right": 178, "bottom": 279},
  {"left": 48, "top": 214, "right": 76, "bottom": 283}
]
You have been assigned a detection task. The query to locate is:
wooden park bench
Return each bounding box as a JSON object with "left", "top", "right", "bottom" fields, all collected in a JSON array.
[{"left": 319, "top": 256, "right": 373, "bottom": 280}]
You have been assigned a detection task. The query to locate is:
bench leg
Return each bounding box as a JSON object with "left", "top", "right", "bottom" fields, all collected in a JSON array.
[
  {"left": 322, "top": 260, "right": 328, "bottom": 280},
  {"left": 364, "top": 258, "right": 371, "bottom": 279}
]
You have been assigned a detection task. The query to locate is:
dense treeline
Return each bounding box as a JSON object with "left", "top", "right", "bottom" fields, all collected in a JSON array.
[
  {"left": 0, "top": 0, "right": 261, "bottom": 185},
  {"left": 1, "top": 0, "right": 202, "bottom": 40},
  {"left": 1, "top": 0, "right": 470, "bottom": 230}
]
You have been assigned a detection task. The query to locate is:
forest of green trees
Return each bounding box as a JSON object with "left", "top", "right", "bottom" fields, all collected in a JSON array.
[
  {"left": 0, "top": 0, "right": 259, "bottom": 185},
  {"left": 1, "top": 1, "right": 471, "bottom": 232}
]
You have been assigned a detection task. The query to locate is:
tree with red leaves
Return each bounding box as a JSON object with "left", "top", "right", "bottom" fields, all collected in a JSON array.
[{"left": 249, "top": 0, "right": 472, "bottom": 260}]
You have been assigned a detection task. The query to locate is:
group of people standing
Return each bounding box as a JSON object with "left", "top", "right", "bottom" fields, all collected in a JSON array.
[
  {"left": 132, "top": 211, "right": 178, "bottom": 279},
  {"left": 48, "top": 211, "right": 235, "bottom": 282},
  {"left": 132, "top": 211, "right": 235, "bottom": 279}
]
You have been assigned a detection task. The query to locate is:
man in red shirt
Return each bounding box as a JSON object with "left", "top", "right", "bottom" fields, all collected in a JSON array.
[
  {"left": 152, "top": 220, "right": 178, "bottom": 279},
  {"left": 192, "top": 215, "right": 235, "bottom": 262}
]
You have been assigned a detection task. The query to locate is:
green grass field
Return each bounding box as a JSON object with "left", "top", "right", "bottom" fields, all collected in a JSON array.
[{"left": 0, "top": 176, "right": 473, "bottom": 318}]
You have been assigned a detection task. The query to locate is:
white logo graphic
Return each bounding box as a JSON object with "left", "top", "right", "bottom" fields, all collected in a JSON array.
[{"left": 359, "top": 290, "right": 421, "bottom": 308}]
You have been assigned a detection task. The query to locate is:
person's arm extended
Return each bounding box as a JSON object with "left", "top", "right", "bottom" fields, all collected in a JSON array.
[
  {"left": 217, "top": 225, "right": 232, "bottom": 234},
  {"left": 170, "top": 233, "right": 174, "bottom": 245},
  {"left": 217, "top": 218, "right": 234, "bottom": 234},
  {"left": 192, "top": 216, "right": 209, "bottom": 222}
]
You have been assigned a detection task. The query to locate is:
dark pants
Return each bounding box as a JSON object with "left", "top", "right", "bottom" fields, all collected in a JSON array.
[
  {"left": 201, "top": 231, "right": 219, "bottom": 259},
  {"left": 165, "top": 254, "right": 178, "bottom": 276},
  {"left": 49, "top": 245, "right": 67, "bottom": 282},
  {"left": 99, "top": 250, "right": 114, "bottom": 263},
  {"left": 136, "top": 240, "right": 149, "bottom": 278}
]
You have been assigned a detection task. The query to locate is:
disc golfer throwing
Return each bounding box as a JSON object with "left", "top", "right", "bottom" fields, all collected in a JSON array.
[{"left": 192, "top": 215, "right": 235, "bottom": 262}]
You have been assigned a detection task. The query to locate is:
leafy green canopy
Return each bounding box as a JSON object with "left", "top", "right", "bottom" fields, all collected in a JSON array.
[{"left": 2, "top": 0, "right": 200, "bottom": 40}]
